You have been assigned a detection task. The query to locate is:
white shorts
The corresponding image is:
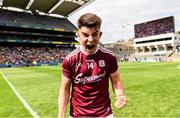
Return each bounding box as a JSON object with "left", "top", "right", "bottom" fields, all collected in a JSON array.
[{"left": 106, "top": 114, "right": 114, "bottom": 118}]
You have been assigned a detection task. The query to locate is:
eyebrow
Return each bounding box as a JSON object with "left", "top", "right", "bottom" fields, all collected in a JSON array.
[{"left": 82, "top": 31, "right": 99, "bottom": 35}]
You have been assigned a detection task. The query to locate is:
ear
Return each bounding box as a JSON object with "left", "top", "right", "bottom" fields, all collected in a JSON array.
[
  {"left": 76, "top": 30, "right": 80, "bottom": 37},
  {"left": 75, "top": 32, "right": 80, "bottom": 42},
  {"left": 99, "top": 31, "right": 103, "bottom": 38}
]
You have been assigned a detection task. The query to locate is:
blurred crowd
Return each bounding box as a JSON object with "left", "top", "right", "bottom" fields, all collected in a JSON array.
[
  {"left": 0, "top": 46, "right": 71, "bottom": 67},
  {"left": 135, "top": 17, "right": 174, "bottom": 38}
]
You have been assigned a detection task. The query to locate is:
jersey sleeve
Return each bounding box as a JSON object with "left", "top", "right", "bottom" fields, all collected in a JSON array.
[
  {"left": 109, "top": 54, "right": 118, "bottom": 74},
  {"left": 62, "top": 59, "right": 72, "bottom": 79}
]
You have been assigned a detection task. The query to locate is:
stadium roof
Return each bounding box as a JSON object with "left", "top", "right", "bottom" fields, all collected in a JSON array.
[{"left": 0, "top": 0, "right": 94, "bottom": 17}]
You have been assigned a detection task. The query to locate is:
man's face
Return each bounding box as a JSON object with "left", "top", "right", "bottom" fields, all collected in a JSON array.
[{"left": 77, "top": 26, "right": 102, "bottom": 55}]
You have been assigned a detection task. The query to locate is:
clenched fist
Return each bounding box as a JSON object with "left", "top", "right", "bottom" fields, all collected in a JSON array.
[{"left": 114, "top": 95, "right": 127, "bottom": 108}]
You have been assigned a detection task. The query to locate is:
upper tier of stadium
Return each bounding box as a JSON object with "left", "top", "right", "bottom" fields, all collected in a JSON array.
[
  {"left": 0, "top": 0, "right": 95, "bottom": 33},
  {"left": 0, "top": 0, "right": 94, "bottom": 17},
  {"left": 0, "top": 9, "right": 77, "bottom": 31}
]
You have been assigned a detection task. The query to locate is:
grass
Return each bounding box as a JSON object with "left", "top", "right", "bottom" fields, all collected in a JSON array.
[
  {"left": 114, "top": 62, "right": 180, "bottom": 117},
  {"left": 0, "top": 62, "right": 180, "bottom": 117},
  {"left": 0, "top": 72, "right": 31, "bottom": 117},
  {"left": 0, "top": 66, "right": 61, "bottom": 117}
]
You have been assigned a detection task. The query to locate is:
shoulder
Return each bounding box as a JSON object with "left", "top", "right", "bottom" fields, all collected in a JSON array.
[
  {"left": 99, "top": 46, "right": 116, "bottom": 57},
  {"left": 65, "top": 47, "right": 81, "bottom": 61}
]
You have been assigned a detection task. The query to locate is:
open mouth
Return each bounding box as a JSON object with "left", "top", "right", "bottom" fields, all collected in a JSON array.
[{"left": 86, "top": 44, "right": 95, "bottom": 50}]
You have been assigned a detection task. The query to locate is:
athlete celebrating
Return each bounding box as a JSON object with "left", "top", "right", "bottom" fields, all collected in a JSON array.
[{"left": 58, "top": 13, "right": 127, "bottom": 117}]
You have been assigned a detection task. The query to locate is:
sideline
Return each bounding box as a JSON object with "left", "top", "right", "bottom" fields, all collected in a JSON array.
[{"left": 0, "top": 70, "right": 39, "bottom": 118}]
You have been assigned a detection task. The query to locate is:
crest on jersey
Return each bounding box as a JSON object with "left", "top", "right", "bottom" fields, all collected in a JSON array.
[
  {"left": 76, "top": 62, "right": 82, "bottom": 67},
  {"left": 99, "top": 60, "right": 105, "bottom": 67}
]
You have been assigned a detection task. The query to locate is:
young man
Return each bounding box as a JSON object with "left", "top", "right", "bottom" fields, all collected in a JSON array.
[{"left": 58, "top": 13, "right": 127, "bottom": 117}]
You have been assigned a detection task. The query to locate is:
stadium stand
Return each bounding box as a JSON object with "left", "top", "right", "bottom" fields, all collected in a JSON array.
[
  {"left": 134, "top": 16, "right": 180, "bottom": 62},
  {"left": 0, "top": 9, "right": 76, "bottom": 67},
  {"left": 0, "top": 45, "right": 72, "bottom": 68},
  {"left": 103, "top": 40, "right": 134, "bottom": 62},
  {"left": 0, "top": 9, "right": 76, "bottom": 30},
  {"left": 0, "top": 0, "right": 94, "bottom": 68}
]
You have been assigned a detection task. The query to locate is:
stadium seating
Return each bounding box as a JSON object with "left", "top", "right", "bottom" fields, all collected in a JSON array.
[
  {"left": 0, "top": 8, "right": 77, "bottom": 68},
  {"left": 0, "top": 9, "right": 76, "bottom": 31},
  {"left": 0, "top": 46, "right": 73, "bottom": 68}
]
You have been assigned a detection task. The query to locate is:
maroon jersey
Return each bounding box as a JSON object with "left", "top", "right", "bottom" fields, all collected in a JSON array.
[{"left": 62, "top": 46, "right": 118, "bottom": 117}]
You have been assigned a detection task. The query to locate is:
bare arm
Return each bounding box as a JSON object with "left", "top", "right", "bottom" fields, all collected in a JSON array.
[
  {"left": 58, "top": 74, "right": 71, "bottom": 117},
  {"left": 110, "top": 70, "right": 127, "bottom": 108}
]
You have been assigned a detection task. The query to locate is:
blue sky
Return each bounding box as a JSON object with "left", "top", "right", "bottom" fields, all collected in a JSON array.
[{"left": 68, "top": 0, "right": 180, "bottom": 44}]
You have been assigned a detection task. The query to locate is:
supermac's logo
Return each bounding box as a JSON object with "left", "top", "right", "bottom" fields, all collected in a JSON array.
[{"left": 74, "top": 71, "right": 106, "bottom": 84}]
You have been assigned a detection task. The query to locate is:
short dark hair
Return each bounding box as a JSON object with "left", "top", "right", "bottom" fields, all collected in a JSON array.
[{"left": 77, "top": 13, "right": 102, "bottom": 28}]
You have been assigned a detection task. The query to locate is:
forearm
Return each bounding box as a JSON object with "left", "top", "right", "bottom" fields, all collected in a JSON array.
[
  {"left": 113, "top": 79, "right": 125, "bottom": 96},
  {"left": 110, "top": 71, "right": 125, "bottom": 96},
  {"left": 110, "top": 71, "right": 127, "bottom": 108},
  {"left": 58, "top": 89, "right": 70, "bottom": 117},
  {"left": 58, "top": 75, "right": 71, "bottom": 118}
]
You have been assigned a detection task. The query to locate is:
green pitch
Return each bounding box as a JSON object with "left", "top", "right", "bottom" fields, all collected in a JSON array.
[{"left": 0, "top": 62, "right": 180, "bottom": 117}]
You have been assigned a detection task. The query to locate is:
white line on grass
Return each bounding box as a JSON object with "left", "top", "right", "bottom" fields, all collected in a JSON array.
[{"left": 0, "top": 70, "right": 39, "bottom": 118}]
